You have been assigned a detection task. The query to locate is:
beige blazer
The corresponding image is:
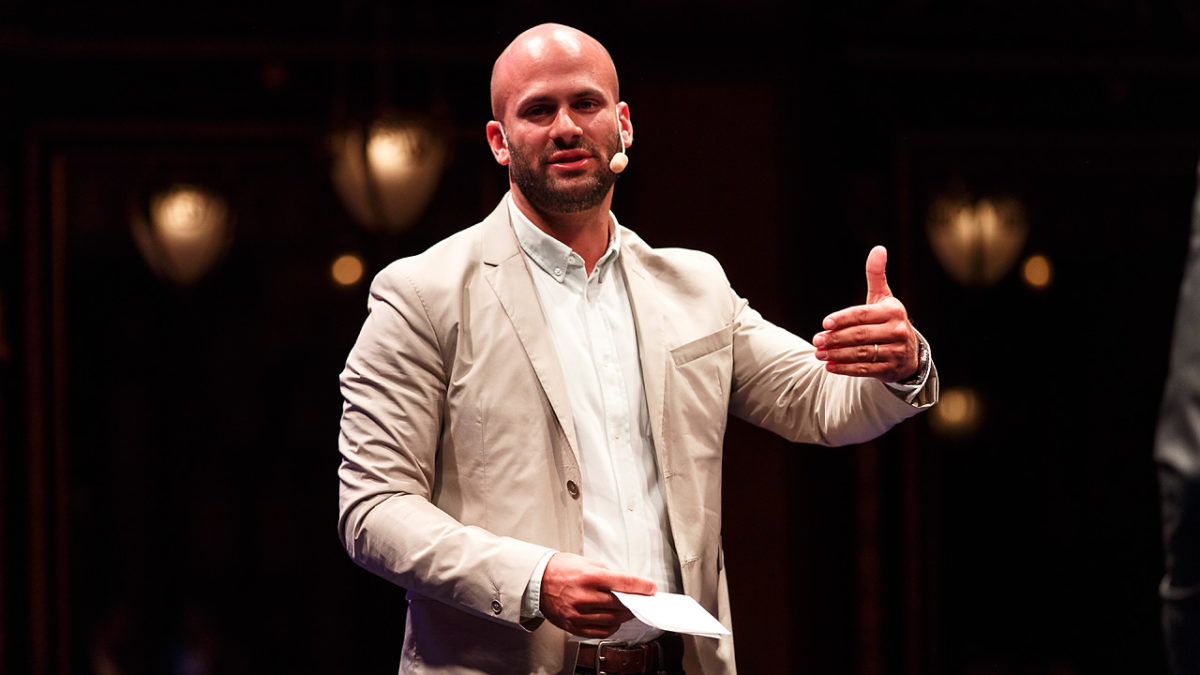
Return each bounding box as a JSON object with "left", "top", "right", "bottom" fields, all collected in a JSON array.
[{"left": 338, "top": 197, "right": 938, "bottom": 674}]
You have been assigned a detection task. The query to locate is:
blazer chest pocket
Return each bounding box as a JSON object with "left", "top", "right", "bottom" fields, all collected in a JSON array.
[
  {"left": 670, "top": 325, "right": 733, "bottom": 366},
  {"left": 668, "top": 326, "right": 734, "bottom": 452}
]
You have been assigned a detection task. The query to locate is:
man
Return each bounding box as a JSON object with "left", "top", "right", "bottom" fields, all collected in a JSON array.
[
  {"left": 338, "top": 23, "right": 937, "bottom": 675},
  {"left": 1157, "top": 159, "right": 1200, "bottom": 675}
]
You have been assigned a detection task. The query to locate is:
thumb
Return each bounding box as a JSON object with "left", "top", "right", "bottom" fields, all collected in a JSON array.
[{"left": 865, "top": 245, "right": 893, "bottom": 304}]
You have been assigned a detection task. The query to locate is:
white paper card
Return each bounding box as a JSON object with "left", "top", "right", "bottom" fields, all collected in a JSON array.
[{"left": 612, "top": 591, "right": 730, "bottom": 639}]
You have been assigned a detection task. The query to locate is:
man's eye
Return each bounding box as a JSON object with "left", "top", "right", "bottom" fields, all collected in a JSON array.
[{"left": 575, "top": 100, "right": 599, "bottom": 110}]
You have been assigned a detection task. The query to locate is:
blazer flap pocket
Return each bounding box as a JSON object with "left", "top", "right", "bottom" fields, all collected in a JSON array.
[{"left": 670, "top": 326, "right": 733, "bottom": 366}]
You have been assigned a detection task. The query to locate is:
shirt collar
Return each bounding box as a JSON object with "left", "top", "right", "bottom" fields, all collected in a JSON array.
[{"left": 508, "top": 193, "right": 622, "bottom": 284}]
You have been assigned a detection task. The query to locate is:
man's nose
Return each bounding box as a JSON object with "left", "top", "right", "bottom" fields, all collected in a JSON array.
[{"left": 550, "top": 107, "right": 583, "bottom": 143}]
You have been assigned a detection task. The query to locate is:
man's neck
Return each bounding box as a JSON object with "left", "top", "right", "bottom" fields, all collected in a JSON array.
[{"left": 510, "top": 189, "right": 614, "bottom": 275}]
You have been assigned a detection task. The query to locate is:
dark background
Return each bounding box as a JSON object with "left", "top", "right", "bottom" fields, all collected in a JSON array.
[{"left": 2, "top": 2, "right": 1197, "bottom": 674}]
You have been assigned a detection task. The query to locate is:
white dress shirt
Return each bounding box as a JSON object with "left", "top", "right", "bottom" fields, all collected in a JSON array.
[{"left": 509, "top": 197, "right": 679, "bottom": 643}]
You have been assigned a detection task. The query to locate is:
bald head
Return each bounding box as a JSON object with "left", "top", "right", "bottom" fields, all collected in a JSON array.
[{"left": 490, "top": 23, "right": 619, "bottom": 121}]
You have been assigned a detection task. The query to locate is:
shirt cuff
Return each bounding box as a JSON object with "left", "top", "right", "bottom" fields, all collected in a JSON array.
[
  {"left": 884, "top": 330, "right": 932, "bottom": 404},
  {"left": 521, "top": 550, "right": 557, "bottom": 623}
]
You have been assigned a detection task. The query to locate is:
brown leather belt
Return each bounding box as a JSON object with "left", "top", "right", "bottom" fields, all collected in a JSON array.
[{"left": 575, "top": 633, "right": 684, "bottom": 674}]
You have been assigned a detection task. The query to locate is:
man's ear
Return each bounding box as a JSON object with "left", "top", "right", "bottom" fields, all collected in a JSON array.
[
  {"left": 617, "top": 101, "right": 633, "bottom": 150},
  {"left": 485, "top": 121, "right": 510, "bottom": 166}
]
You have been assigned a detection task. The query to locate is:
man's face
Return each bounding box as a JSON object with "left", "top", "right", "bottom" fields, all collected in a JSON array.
[
  {"left": 506, "top": 119, "right": 621, "bottom": 214},
  {"left": 489, "top": 28, "right": 628, "bottom": 214}
]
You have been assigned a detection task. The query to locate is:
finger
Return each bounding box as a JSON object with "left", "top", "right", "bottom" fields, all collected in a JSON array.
[
  {"left": 572, "top": 590, "right": 629, "bottom": 612},
  {"left": 561, "top": 607, "right": 635, "bottom": 638},
  {"left": 604, "top": 572, "right": 657, "bottom": 596},
  {"left": 815, "top": 324, "right": 898, "bottom": 352},
  {"left": 820, "top": 339, "right": 918, "bottom": 382},
  {"left": 570, "top": 622, "right": 626, "bottom": 639},
  {"left": 865, "top": 245, "right": 892, "bottom": 305},
  {"left": 823, "top": 360, "right": 894, "bottom": 378},
  {"left": 816, "top": 321, "right": 913, "bottom": 352},
  {"left": 548, "top": 593, "right": 633, "bottom": 628},
  {"left": 814, "top": 325, "right": 884, "bottom": 351},
  {"left": 574, "top": 606, "right": 635, "bottom": 624},
  {"left": 815, "top": 343, "right": 887, "bottom": 364},
  {"left": 821, "top": 299, "right": 904, "bottom": 332}
]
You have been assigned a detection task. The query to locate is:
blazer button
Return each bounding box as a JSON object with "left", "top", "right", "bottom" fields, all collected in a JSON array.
[
  {"left": 566, "top": 480, "right": 579, "bottom": 497},
  {"left": 491, "top": 600, "right": 502, "bottom": 614}
]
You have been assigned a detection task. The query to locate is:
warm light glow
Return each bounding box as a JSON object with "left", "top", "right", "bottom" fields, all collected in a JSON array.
[
  {"left": 367, "top": 125, "right": 424, "bottom": 176},
  {"left": 1022, "top": 253, "right": 1053, "bottom": 289},
  {"left": 927, "top": 195, "right": 1028, "bottom": 287},
  {"left": 929, "top": 387, "right": 983, "bottom": 438},
  {"left": 131, "top": 183, "right": 232, "bottom": 285},
  {"left": 153, "top": 188, "right": 219, "bottom": 241},
  {"left": 332, "top": 254, "right": 365, "bottom": 286},
  {"left": 330, "top": 118, "right": 447, "bottom": 233}
]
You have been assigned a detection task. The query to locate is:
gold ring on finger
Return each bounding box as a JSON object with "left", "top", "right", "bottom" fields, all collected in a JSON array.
[{"left": 872, "top": 344, "right": 879, "bottom": 362}]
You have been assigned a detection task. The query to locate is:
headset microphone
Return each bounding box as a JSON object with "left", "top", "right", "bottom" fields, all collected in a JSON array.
[{"left": 609, "top": 116, "right": 629, "bottom": 174}]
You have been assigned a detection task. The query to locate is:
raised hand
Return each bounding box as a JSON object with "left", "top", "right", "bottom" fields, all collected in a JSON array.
[
  {"left": 813, "top": 246, "right": 919, "bottom": 382},
  {"left": 539, "top": 552, "right": 657, "bottom": 638}
]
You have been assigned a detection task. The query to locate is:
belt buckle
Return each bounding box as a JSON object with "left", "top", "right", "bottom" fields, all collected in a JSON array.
[{"left": 594, "top": 639, "right": 628, "bottom": 675}]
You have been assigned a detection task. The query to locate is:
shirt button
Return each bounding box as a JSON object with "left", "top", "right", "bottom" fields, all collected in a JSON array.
[
  {"left": 553, "top": 267, "right": 563, "bottom": 276},
  {"left": 491, "top": 600, "right": 502, "bottom": 614},
  {"left": 566, "top": 480, "right": 579, "bottom": 497}
]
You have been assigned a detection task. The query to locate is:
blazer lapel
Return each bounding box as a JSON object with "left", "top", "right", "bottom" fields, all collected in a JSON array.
[
  {"left": 480, "top": 198, "right": 581, "bottom": 463},
  {"left": 619, "top": 236, "right": 670, "bottom": 474}
]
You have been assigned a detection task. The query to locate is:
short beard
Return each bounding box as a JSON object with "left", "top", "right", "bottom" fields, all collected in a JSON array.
[{"left": 508, "top": 131, "right": 620, "bottom": 214}]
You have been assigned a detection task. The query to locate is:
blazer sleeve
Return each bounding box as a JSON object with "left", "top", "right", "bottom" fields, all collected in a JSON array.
[
  {"left": 726, "top": 292, "right": 938, "bottom": 446},
  {"left": 337, "top": 264, "right": 552, "bottom": 628}
]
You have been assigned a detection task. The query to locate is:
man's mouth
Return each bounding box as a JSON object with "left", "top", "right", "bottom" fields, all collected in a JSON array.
[{"left": 546, "top": 150, "right": 592, "bottom": 170}]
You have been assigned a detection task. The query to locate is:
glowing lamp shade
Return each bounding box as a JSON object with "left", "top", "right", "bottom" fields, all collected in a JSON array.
[
  {"left": 926, "top": 195, "right": 1028, "bottom": 287},
  {"left": 330, "top": 119, "right": 447, "bottom": 233},
  {"left": 131, "top": 184, "right": 233, "bottom": 285}
]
